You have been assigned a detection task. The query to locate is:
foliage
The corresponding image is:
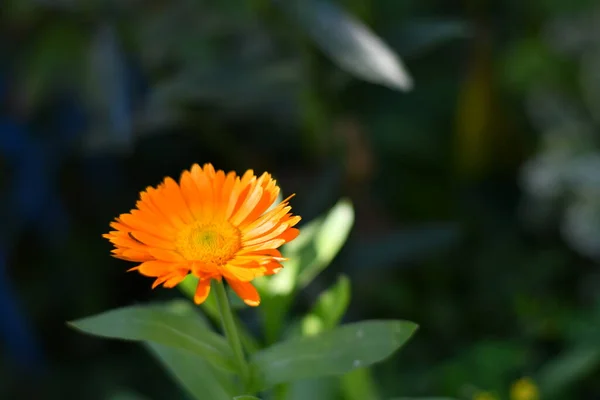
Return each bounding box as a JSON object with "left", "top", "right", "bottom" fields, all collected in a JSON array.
[{"left": 1, "top": 0, "right": 600, "bottom": 399}]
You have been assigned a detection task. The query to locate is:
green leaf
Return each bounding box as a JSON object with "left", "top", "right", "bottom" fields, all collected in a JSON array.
[
  {"left": 69, "top": 300, "right": 236, "bottom": 372},
  {"left": 393, "top": 18, "right": 471, "bottom": 58},
  {"left": 302, "top": 274, "right": 351, "bottom": 336},
  {"left": 146, "top": 343, "right": 233, "bottom": 400},
  {"left": 282, "top": 0, "right": 412, "bottom": 90},
  {"left": 257, "top": 199, "right": 354, "bottom": 344},
  {"left": 19, "top": 20, "right": 88, "bottom": 107},
  {"left": 233, "top": 396, "right": 262, "bottom": 400},
  {"left": 312, "top": 275, "right": 351, "bottom": 329},
  {"left": 258, "top": 199, "right": 354, "bottom": 295},
  {"left": 537, "top": 346, "right": 600, "bottom": 396},
  {"left": 250, "top": 320, "right": 418, "bottom": 388},
  {"left": 286, "top": 377, "right": 339, "bottom": 400},
  {"left": 296, "top": 199, "right": 354, "bottom": 288},
  {"left": 341, "top": 368, "right": 379, "bottom": 400}
]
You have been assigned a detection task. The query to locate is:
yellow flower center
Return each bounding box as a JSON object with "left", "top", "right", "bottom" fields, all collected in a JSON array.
[{"left": 176, "top": 221, "right": 241, "bottom": 264}]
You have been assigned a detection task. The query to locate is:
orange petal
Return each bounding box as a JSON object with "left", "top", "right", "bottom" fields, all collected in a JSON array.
[
  {"left": 118, "top": 249, "right": 154, "bottom": 262},
  {"left": 119, "top": 213, "right": 173, "bottom": 239},
  {"left": 215, "top": 172, "right": 237, "bottom": 219},
  {"left": 277, "top": 227, "right": 300, "bottom": 243},
  {"left": 240, "top": 200, "right": 293, "bottom": 233},
  {"left": 180, "top": 170, "right": 204, "bottom": 220},
  {"left": 194, "top": 279, "right": 212, "bottom": 304},
  {"left": 226, "top": 279, "right": 260, "bottom": 306},
  {"left": 163, "top": 270, "right": 188, "bottom": 288},
  {"left": 148, "top": 248, "right": 185, "bottom": 262},
  {"left": 138, "top": 260, "right": 176, "bottom": 277},
  {"left": 242, "top": 222, "right": 292, "bottom": 246},
  {"left": 162, "top": 177, "right": 195, "bottom": 224},
  {"left": 237, "top": 238, "right": 286, "bottom": 255},
  {"left": 222, "top": 263, "right": 266, "bottom": 282},
  {"left": 130, "top": 231, "right": 176, "bottom": 249},
  {"left": 265, "top": 262, "right": 283, "bottom": 275},
  {"left": 230, "top": 185, "right": 263, "bottom": 226},
  {"left": 226, "top": 171, "right": 256, "bottom": 220},
  {"left": 239, "top": 173, "right": 280, "bottom": 225},
  {"left": 191, "top": 164, "right": 214, "bottom": 216}
]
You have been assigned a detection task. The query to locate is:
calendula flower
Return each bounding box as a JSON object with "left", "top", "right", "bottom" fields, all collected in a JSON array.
[{"left": 104, "top": 163, "right": 300, "bottom": 306}]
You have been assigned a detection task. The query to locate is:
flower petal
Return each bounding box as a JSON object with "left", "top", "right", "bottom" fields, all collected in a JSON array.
[
  {"left": 194, "top": 279, "right": 212, "bottom": 304},
  {"left": 226, "top": 279, "right": 260, "bottom": 306},
  {"left": 222, "top": 263, "right": 266, "bottom": 282},
  {"left": 138, "top": 260, "right": 176, "bottom": 277}
]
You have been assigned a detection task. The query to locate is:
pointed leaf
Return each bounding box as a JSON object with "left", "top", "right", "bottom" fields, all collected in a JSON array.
[
  {"left": 312, "top": 274, "right": 350, "bottom": 329},
  {"left": 146, "top": 343, "right": 232, "bottom": 400},
  {"left": 69, "top": 301, "right": 236, "bottom": 372},
  {"left": 282, "top": 0, "right": 412, "bottom": 90},
  {"left": 296, "top": 199, "right": 354, "bottom": 288},
  {"left": 250, "top": 320, "right": 417, "bottom": 388},
  {"left": 537, "top": 346, "right": 600, "bottom": 395},
  {"left": 258, "top": 199, "right": 354, "bottom": 343},
  {"left": 302, "top": 274, "right": 351, "bottom": 335}
]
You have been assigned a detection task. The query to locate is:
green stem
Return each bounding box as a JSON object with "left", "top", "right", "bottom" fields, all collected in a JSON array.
[{"left": 213, "top": 279, "right": 251, "bottom": 390}]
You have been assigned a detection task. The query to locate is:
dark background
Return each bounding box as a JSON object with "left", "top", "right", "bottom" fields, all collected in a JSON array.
[{"left": 2, "top": 0, "right": 600, "bottom": 399}]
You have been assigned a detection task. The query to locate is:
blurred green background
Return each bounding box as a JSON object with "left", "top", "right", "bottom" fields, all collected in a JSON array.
[{"left": 2, "top": 0, "right": 600, "bottom": 399}]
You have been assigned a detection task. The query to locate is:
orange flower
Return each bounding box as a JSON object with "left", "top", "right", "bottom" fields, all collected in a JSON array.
[{"left": 103, "top": 163, "right": 301, "bottom": 306}]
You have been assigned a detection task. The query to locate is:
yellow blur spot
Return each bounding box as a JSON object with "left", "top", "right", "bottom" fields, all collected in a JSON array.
[
  {"left": 473, "top": 391, "right": 498, "bottom": 400},
  {"left": 510, "top": 377, "right": 540, "bottom": 400}
]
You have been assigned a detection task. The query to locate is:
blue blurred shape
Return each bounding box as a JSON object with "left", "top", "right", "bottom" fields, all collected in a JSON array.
[{"left": 0, "top": 118, "right": 27, "bottom": 160}]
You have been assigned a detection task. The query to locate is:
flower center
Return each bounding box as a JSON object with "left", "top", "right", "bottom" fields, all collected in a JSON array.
[{"left": 176, "top": 221, "right": 241, "bottom": 264}]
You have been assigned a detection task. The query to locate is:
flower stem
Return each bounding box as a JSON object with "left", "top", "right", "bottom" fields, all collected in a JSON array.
[{"left": 213, "top": 279, "right": 251, "bottom": 390}]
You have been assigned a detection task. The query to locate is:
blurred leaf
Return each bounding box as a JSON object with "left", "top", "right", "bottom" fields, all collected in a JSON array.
[
  {"left": 233, "top": 396, "right": 261, "bottom": 400},
  {"left": 250, "top": 320, "right": 417, "bottom": 389},
  {"left": 580, "top": 50, "right": 600, "bottom": 124},
  {"left": 19, "top": 21, "right": 88, "bottom": 107},
  {"left": 302, "top": 274, "right": 351, "bottom": 334},
  {"left": 257, "top": 199, "right": 353, "bottom": 343},
  {"left": 260, "top": 199, "right": 354, "bottom": 294},
  {"left": 438, "top": 340, "right": 530, "bottom": 394},
  {"left": 296, "top": 199, "right": 354, "bottom": 287},
  {"left": 282, "top": 0, "right": 412, "bottom": 90},
  {"left": 393, "top": 18, "right": 471, "bottom": 57},
  {"left": 342, "top": 224, "right": 461, "bottom": 271},
  {"left": 149, "top": 62, "right": 300, "bottom": 118},
  {"left": 84, "top": 23, "right": 133, "bottom": 153},
  {"left": 341, "top": 367, "right": 380, "bottom": 400},
  {"left": 286, "top": 376, "right": 339, "bottom": 400},
  {"left": 106, "top": 390, "right": 150, "bottom": 400},
  {"left": 502, "top": 38, "right": 562, "bottom": 94},
  {"left": 455, "top": 36, "right": 494, "bottom": 178},
  {"left": 537, "top": 346, "right": 600, "bottom": 396},
  {"left": 69, "top": 300, "right": 236, "bottom": 372},
  {"left": 146, "top": 342, "right": 233, "bottom": 400}
]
